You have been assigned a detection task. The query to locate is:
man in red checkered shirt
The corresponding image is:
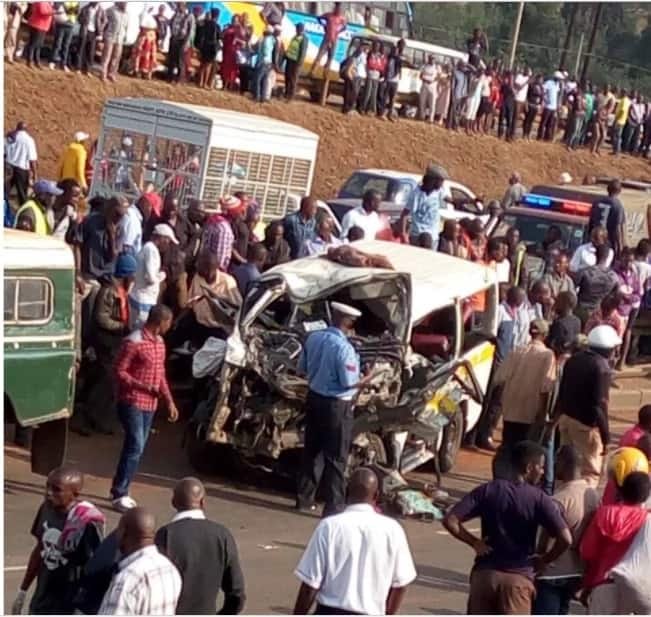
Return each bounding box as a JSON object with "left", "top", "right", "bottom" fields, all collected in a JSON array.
[{"left": 110, "top": 304, "right": 179, "bottom": 512}]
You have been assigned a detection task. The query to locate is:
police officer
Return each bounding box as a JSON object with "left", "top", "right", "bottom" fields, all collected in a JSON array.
[{"left": 296, "top": 301, "right": 372, "bottom": 517}]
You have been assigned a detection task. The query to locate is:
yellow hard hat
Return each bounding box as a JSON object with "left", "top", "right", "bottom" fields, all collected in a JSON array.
[{"left": 608, "top": 447, "right": 650, "bottom": 487}]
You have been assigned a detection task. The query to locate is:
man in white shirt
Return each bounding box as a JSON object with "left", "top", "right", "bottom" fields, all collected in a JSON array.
[
  {"left": 129, "top": 223, "right": 178, "bottom": 330},
  {"left": 118, "top": 194, "right": 155, "bottom": 255},
  {"left": 293, "top": 468, "right": 417, "bottom": 615},
  {"left": 99, "top": 507, "right": 181, "bottom": 615},
  {"left": 514, "top": 68, "right": 531, "bottom": 136},
  {"left": 569, "top": 226, "right": 614, "bottom": 273},
  {"left": 5, "top": 121, "right": 38, "bottom": 205},
  {"left": 341, "top": 189, "right": 382, "bottom": 241},
  {"left": 419, "top": 54, "right": 439, "bottom": 123}
]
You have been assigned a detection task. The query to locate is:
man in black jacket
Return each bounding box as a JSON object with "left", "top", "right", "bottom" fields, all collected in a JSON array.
[{"left": 155, "top": 477, "right": 246, "bottom": 615}]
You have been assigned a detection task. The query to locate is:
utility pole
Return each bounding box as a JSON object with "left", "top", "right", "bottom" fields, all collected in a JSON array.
[
  {"left": 560, "top": 2, "right": 579, "bottom": 70},
  {"left": 508, "top": 1, "right": 525, "bottom": 70},
  {"left": 574, "top": 32, "right": 585, "bottom": 78},
  {"left": 581, "top": 2, "right": 603, "bottom": 83}
]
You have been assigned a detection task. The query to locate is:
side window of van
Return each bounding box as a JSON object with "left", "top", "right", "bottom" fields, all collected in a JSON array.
[
  {"left": 4, "top": 278, "right": 53, "bottom": 324},
  {"left": 4, "top": 279, "right": 17, "bottom": 322}
]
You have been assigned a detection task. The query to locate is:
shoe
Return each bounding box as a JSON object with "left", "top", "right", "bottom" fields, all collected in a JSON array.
[
  {"left": 294, "top": 502, "right": 317, "bottom": 513},
  {"left": 477, "top": 438, "right": 498, "bottom": 452},
  {"left": 49, "top": 62, "right": 55, "bottom": 70},
  {"left": 112, "top": 496, "right": 137, "bottom": 513}
]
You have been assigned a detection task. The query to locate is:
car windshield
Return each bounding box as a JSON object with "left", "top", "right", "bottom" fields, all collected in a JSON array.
[
  {"left": 339, "top": 173, "right": 393, "bottom": 200},
  {"left": 496, "top": 214, "right": 586, "bottom": 254}
]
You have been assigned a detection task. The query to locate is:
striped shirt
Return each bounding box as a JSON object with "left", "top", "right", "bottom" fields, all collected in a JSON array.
[{"left": 99, "top": 545, "right": 181, "bottom": 615}]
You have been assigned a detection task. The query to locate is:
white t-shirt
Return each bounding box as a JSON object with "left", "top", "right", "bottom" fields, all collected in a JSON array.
[
  {"left": 480, "top": 74, "right": 492, "bottom": 97},
  {"left": 569, "top": 243, "right": 614, "bottom": 273},
  {"left": 341, "top": 206, "right": 382, "bottom": 241},
  {"left": 130, "top": 241, "right": 166, "bottom": 306},
  {"left": 5, "top": 130, "right": 37, "bottom": 170},
  {"left": 514, "top": 73, "right": 530, "bottom": 103},
  {"left": 634, "top": 260, "right": 651, "bottom": 289},
  {"left": 420, "top": 63, "right": 438, "bottom": 84},
  {"left": 294, "top": 504, "right": 417, "bottom": 615}
]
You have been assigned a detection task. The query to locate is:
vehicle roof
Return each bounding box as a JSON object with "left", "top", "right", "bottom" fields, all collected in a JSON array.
[
  {"left": 504, "top": 207, "right": 587, "bottom": 225},
  {"left": 354, "top": 168, "right": 423, "bottom": 182},
  {"left": 350, "top": 33, "right": 468, "bottom": 60},
  {"left": 349, "top": 170, "right": 475, "bottom": 195},
  {"left": 531, "top": 184, "right": 651, "bottom": 208},
  {"left": 4, "top": 229, "right": 75, "bottom": 270},
  {"left": 262, "top": 240, "right": 497, "bottom": 323},
  {"left": 104, "top": 98, "right": 319, "bottom": 141}
]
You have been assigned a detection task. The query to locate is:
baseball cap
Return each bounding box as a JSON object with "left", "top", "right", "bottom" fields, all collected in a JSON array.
[
  {"left": 152, "top": 223, "right": 179, "bottom": 245},
  {"left": 425, "top": 164, "right": 450, "bottom": 180},
  {"left": 33, "top": 180, "right": 64, "bottom": 196},
  {"left": 74, "top": 131, "right": 90, "bottom": 142}
]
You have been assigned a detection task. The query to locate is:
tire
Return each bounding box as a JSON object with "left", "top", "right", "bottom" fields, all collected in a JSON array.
[
  {"left": 185, "top": 422, "right": 222, "bottom": 475},
  {"left": 438, "top": 409, "right": 464, "bottom": 473}
]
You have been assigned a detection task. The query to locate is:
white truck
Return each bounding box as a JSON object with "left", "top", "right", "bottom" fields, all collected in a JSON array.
[{"left": 90, "top": 97, "right": 320, "bottom": 220}]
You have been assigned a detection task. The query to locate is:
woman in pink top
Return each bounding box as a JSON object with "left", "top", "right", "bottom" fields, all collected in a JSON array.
[{"left": 24, "top": 1, "right": 54, "bottom": 68}]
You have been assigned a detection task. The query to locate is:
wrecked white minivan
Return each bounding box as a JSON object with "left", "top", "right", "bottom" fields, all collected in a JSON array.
[{"left": 187, "top": 241, "right": 499, "bottom": 483}]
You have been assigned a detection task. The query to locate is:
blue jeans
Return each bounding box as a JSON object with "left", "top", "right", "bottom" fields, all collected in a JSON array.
[
  {"left": 543, "top": 428, "right": 555, "bottom": 495},
  {"left": 533, "top": 578, "right": 580, "bottom": 614},
  {"left": 612, "top": 124, "right": 624, "bottom": 154},
  {"left": 52, "top": 23, "right": 74, "bottom": 67},
  {"left": 252, "top": 63, "right": 272, "bottom": 101},
  {"left": 111, "top": 403, "right": 155, "bottom": 499}
]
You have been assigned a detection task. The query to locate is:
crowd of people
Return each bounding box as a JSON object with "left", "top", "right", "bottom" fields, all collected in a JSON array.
[
  {"left": 5, "top": 2, "right": 651, "bottom": 155},
  {"left": 5, "top": 4, "right": 651, "bottom": 616},
  {"left": 7, "top": 113, "right": 651, "bottom": 613}
]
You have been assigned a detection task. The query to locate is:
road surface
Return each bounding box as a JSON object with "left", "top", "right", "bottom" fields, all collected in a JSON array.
[{"left": 4, "top": 400, "right": 637, "bottom": 614}]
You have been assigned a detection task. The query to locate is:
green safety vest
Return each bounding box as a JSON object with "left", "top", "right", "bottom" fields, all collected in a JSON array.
[
  {"left": 14, "top": 200, "right": 50, "bottom": 235},
  {"left": 285, "top": 35, "right": 304, "bottom": 62}
]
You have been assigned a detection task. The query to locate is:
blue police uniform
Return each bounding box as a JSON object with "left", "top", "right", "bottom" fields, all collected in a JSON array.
[{"left": 296, "top": 327, "right": 361, "bottom": 516}]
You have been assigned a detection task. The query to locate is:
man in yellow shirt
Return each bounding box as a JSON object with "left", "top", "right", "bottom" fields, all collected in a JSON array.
[
  {"left": 612, "top": 89, "right": 631, "bottom": 155},
  {"left": 59, "top": 131, "right": 89, "bottom": 191}
]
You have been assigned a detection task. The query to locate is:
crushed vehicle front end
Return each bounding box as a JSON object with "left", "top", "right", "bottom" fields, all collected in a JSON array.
[{"left": 199, "top": 256, "right": 411, "bottom": 474}]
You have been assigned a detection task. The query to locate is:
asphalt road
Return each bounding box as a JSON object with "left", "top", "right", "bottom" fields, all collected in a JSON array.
[{"left": 4, "top": 400, "right": 637, "bottom": 615}]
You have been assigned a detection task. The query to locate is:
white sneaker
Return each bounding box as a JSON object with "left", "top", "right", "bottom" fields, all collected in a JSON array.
[
  {"left": 49, "top": 62, "right": 55, "bottom": 70},
  {"left": 112, "top": 495, "right": 138, "bottom": 513}
]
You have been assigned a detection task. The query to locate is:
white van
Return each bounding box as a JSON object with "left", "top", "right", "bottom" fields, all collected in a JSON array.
[
  {"left": 90, "top": 98, "right": 319, "bottom": 221},
  {"left": 188, "top": 241, "right": 498, "bottom": 481}
]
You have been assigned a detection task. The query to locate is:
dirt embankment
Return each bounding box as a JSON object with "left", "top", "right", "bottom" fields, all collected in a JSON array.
[{"left": 5, "top": 62, "right": 650, "bottom": 201}]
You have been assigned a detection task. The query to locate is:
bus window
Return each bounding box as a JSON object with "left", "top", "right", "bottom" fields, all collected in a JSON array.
[{"left": 4, "top": 278, "right": 53, "bottom": 324}]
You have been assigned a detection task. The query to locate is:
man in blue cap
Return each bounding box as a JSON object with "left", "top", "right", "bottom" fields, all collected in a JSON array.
[
  {"left": 73, "top": 252, "right": 137, "bottom": 436},
  {"left": 14, "top": 180, "right": 63, "bottom": 235},
  {"left": 296, "top": 301, "right": 374, "bottom": 517}
]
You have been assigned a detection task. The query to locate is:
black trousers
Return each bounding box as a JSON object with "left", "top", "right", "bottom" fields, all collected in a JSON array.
[
  {"left": 379, "top": 80, "right": 399, "bottom": 116},
  {"left": 9, "top": 166, "right": 29, "bottom": 205},
  {"left": 24, "top": 27, "right": 46, "bottom": 66},
  {"left": 167, "top": 38, "right": 184, "bottom": 81},
  {"left": 297, "top": 391, "right": 353, "bottom": 516},
  {"left": 498, "top": 99, "right": 516, "bottom": 140},
  {"left": 523, "top": 104, "right": 538, "bottom": 138},
  {"left": 342, "top": 77, "right": 363, "bottom": 113},
  {"left": 538, "top": 108, "right": 557, "bottom": 141},
  {"left": 315, "top": 604, "right": 362, "bottom": 615},
  {"left": 77, "top": 30, "right": 98, "bottom": 72},
  {"left": 284, "top": 59, "right": 300, "bottom": 99}
]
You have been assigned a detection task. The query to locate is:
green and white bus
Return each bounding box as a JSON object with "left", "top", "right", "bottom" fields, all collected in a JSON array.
[{"left": 4, "top": 230, "right": 76, "bottom": 474}]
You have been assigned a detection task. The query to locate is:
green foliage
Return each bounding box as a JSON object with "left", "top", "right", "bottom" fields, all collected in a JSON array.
[{"left": 412, "top": 2, "right": 651, "bottom": 92}]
